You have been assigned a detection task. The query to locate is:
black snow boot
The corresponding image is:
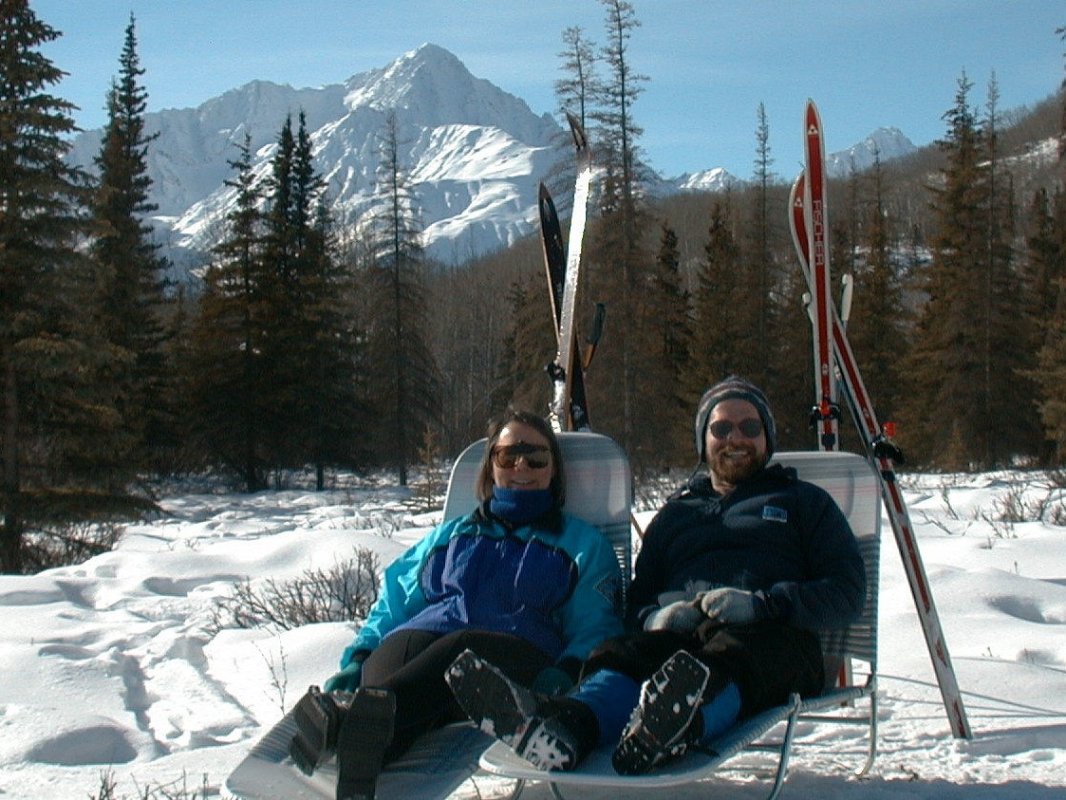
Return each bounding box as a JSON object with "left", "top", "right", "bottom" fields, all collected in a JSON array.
[
  {"left": 611, "top": 650, "right": 710, "bottom": 775},
  {"left": 289, "top": 685, "right": 352, "bottom": 776},
  {"left": 334, "top": 686, "right": 396, "bottom": 800},
  {"left": 445, "top": 648, "right": 597, "bottom": 772}
]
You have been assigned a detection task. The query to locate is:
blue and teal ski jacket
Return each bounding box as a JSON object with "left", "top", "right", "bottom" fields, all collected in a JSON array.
[{"left": 339, "top": 502, "right": 624, "bottom": 672}]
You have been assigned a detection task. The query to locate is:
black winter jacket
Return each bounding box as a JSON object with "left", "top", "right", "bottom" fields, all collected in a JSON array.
[{"left": 629, "top": 464, "right": 866, "bottom": 632}]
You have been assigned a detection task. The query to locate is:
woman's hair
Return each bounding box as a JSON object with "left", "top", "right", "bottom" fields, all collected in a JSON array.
[{"left": 475, "top": 409, "right": 566, "bottom": 507}]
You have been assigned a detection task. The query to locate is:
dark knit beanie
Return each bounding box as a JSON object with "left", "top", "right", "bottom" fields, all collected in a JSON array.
[{"left": 694, "top": 375, "right": 777, "bottom": 462}]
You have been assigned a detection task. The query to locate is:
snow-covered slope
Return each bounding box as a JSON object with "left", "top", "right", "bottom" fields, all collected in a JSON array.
[{"left": 1, "top": 469, "right": 1065, "bottom": 798}]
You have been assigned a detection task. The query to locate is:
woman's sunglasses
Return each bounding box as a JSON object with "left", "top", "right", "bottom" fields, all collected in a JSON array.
[
  {"left": 491, "top": 443, "right": 551, "bottom": 470},
  {"left": 708, "top": 418, "right": 764, "bottom": 440}
]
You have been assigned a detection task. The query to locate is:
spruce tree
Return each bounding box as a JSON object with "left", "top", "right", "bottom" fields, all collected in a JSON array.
[
  {"left": 0, "top": 1, "right": 114, "bottom": 571},
  {"left": 495, "top": 274, "right": 555, "bottom": 419},
  {"left": 745, "top": 102, "right": 778, "bottom": 387},
  {"left": 634, "top": 222, "right": 690, "bottom": 467},
  {"left": 257, "top": 115, "right": 303, "bottom": 477},
  {"left": 688, "top": 200, "right": 743, "bottom": 390},
  {"left": 903, "top": 74, "right": 985, "bottom": 467},
  {"left": 256, "top": 113, "right": 366, "bottom": 487},
  {"left": 365, "top": 110, "right": 440, "bottom": 485},
  {"left": 549, "top": 27, "right": 600, "bottom": 208},
  {"left": 847, "top": 151, "right": 908, "bottom": 427},
  {"left": 1027, "top": 187, "right": 1066, "bottom": 462},
  {"left": 556, "top": 26, "right": 598, "bottom": 133},
  {"left": 902, "top": 73, "right": 1032, "bottom": 468},
  {"left": 88, "top": 15, "right": 172, "bottom": 478},
  {"left": 982, "top": 75, "right": 1041, "bottom": 463},
  {"left": 188, "top": 134, "right": 268, "bottom": 490}
]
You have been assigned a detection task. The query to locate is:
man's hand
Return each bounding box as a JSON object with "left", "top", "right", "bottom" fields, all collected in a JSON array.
[
  {"left": 644, "top": 599, "right": 704, "bottom": 633},
  {"left": 697, "top": 588, "right": 764, "bottom": 625}
]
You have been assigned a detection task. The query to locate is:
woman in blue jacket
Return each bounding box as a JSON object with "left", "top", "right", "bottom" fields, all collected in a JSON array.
[{"left": 289, "top": 409, "right": 623, "bottom": 799}]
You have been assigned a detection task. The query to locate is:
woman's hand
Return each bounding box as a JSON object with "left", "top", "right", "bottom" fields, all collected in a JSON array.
[{"left": 323, "top": 660, "right": 363, "bottom": 693}]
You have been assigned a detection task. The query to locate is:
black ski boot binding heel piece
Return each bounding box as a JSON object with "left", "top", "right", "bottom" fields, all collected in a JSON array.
[
  {"left": 290, "top": 685, "right": 351, "bottom": 776},
  {"left": 335, "top": 687, "right": 396, "bottom": 800}
]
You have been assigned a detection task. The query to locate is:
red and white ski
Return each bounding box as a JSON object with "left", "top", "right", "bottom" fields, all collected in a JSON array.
[
  {"left": 790, "top": 170, "right": 972, "bottom": 740},
  {"left": 803, "top": 99, "right": 840, "bottom": 451}
]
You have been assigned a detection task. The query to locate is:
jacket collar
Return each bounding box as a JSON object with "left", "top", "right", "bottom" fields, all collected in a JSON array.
[{"left": 473, "top": 497, "right": 564, "bottom": 534}]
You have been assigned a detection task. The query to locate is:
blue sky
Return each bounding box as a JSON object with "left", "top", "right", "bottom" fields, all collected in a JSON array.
[{"left": 34, "top": 0, "right": 1064, "bottom": 179}]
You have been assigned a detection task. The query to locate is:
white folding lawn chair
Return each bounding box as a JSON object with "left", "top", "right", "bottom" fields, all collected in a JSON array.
[{"left": 475, "top": 449, "right": 881, "bottom": 800}]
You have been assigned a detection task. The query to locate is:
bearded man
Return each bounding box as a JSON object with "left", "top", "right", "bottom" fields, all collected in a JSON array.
[{"left": 447, "top": 376, "right": 867, "bottom": 776}]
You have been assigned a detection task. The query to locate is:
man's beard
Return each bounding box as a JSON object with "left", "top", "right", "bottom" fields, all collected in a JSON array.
[{"left": 710, "top": 444, "right": 766, "bottom": 486}]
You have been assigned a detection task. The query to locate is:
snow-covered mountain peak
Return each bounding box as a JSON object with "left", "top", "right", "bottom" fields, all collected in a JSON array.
[
  {"left": 66, "top": 44, "right": 564, "bottom": 269},
  {"left": 65, "top": 44, "right": 920, "bottom": 273},
  {"left": 343, "top": 43, "right": 555, "bottom": 143},
  {"left": 673, "top": 167, "right": 738, "bottom": 193},
  {"left": 825, "top": 126, "right": 917, "bottom": 177}
]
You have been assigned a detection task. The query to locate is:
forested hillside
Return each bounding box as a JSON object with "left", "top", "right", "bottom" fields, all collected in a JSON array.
[{"left": 431, "top": 86, "right": 1066, "bottom": 472}]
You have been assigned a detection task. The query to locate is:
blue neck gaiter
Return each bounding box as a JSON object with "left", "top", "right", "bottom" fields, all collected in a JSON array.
[{"left": 490, "top": 487, "right": 553, "bottom": 524}]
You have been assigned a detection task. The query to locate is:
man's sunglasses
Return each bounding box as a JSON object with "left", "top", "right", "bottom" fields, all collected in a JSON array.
[
  {"left": 491, "top": 443, "right": 551, "bottom": 470},
  {"left": 708, "top": 418, "right": 764, "bottom": 440}
]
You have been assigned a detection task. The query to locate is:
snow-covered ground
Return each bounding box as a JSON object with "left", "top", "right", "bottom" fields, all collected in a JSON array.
[{"left": 2, "top": 465, "right": 1065, "bottom": 799}]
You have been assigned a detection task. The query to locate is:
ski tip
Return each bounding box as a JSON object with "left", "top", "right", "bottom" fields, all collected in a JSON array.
[
  {"left": 565, "top": 111, "right": 588, "bottom": 151},
  {"left": 540, "top": 194, "right": 559, "bottom": 232}
]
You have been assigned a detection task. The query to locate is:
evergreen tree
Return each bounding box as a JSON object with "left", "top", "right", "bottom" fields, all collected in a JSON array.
[
  {"left": 725, "top": 101, "right": 793, "bottom": 410},
  {"left": 1026, "top": 187, "right": 1066, "bottom": 462},
  {"left": 556, "top": 26, "right": 598, "bottom": 132},
  {"left": 549, "top": 26, "right": 601, "bottom": 213},
  {"left": 255, "top": 113, "right": 366, "bottom": 487},
  {"left": 847, "top": 150, "right": 908, "bottom": 427},
  {"left": 634, "top": 222, "right": 690, "bottom": 466},
  {"left": 1035, "top": 286, "right": 1066, "bottom": 463},
  {"left": 583, "top": 0, "right": 655, "bottom": 458},
  {"left": 0, "top": 1, "right": 124, "bottom": 571},
  {"left": 902, "top": 74, "right": 984, "bottom": 467},
  {"left": 188, "top": 134, "right": 269, "bottom": 490},
  {"left": 982, "top": 75, "right": 1042, "bottom": 462},
  {"left": 687, "top": 200, "right": 744, "bottom": 391},
  {"left": 901, "top": 73, "right": 1032, "bottom": 468},
  {"left": 494, "top": 274, "right": 555, "bottom": 419},
  {"left": 88, "top": 14, "right": 172, "bottom": 478},
  {"left": 365, "top": 110, "right": 440, "bottom": 485},
  {"left": 1058, "top": 25, "right": 1066, "bottom": 160},
  {"left": 741, "top": 103, "right": 779, "bottom": 387}
]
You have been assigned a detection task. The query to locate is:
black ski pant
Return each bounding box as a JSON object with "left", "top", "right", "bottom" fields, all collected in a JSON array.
[
  {"left": 359, "top": 628, "right": 553, "bottom": 762},
  {"left": 581, "top": 620, "right": 824, "bottom": 719}
]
